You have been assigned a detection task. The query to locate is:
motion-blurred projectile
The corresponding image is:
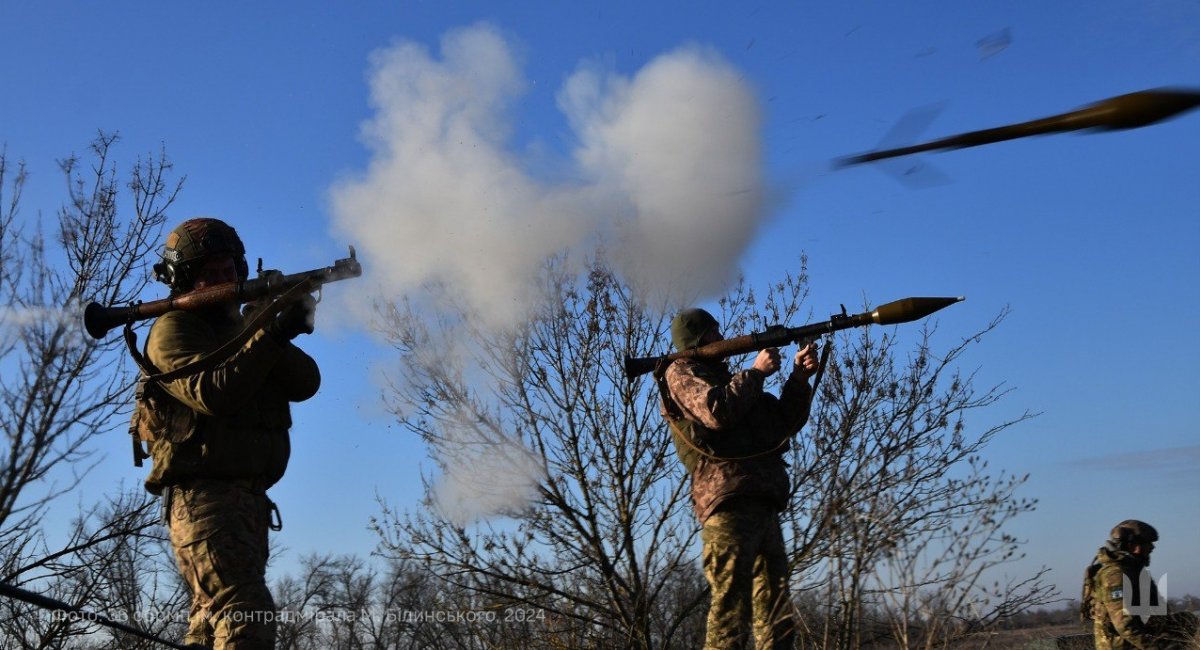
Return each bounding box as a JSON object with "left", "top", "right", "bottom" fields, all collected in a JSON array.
[{"left": 838, "top": 87, "right": 1200, "bottom": 166}]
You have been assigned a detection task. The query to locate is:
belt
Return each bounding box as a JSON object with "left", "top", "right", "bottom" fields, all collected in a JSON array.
[
  {"left": 173, "top": 476, "right": 272, "bottom": 492},
  {"left": 162, "top": 478, "right": 282, "bottom": 531}
]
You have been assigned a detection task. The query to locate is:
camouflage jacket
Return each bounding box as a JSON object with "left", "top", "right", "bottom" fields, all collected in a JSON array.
[
  {"left": 663, "top": 359, "right": 811, "bottom": 524},
  {"left": 1083, "top": 544, "right": 1163, "bottom": 650},
  {"left": 140, "top": 308, "right": 320, "bottom": 494}
]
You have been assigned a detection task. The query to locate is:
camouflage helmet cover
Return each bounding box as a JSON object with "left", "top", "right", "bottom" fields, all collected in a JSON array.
[
  {"left": 671, "top": 308, "right": 719, "bottom": 351},
  {"left": 154, "top": 218, "right": 248, "bottom": 289},
  {"left": 1110, "top": 519, "right": 1158, "bottom": 545}
]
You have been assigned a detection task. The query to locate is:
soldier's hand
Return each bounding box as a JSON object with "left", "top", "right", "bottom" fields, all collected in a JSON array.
[
  {"left": 269, "top": 293, "right": 317, "bottom": 341},
  {"left": 752, "top": 348, "right": 781, "bottom": 376},
  {"left": 242, "top": 299, "right": 268, "bottom": 321},
  {"left": 794, "top": 343, "right": 820, "bottom": 379}
]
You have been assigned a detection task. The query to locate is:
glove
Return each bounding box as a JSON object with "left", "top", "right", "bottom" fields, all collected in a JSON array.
[{"left": 268, "top": 293, "right": 317, "bottom": 341}]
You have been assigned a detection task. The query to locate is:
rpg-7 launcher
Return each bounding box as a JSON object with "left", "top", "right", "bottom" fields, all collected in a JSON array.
[
  {"left": 624, "top": 296, "right": 963, "bottom": 380},
  {"left": 83, "top": 246, "right": 363, "bottom": 339}
]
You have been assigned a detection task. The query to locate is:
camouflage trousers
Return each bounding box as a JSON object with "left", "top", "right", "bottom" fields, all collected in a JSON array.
[
  {"left": 701, "top": 499, "right": 794, "bottom": 650},
  {"left": 167, "top": 480, "right": 277, "bottom": 650},
  {"left": 1094, "top": 610, "right": 1199, "bottom": 649}
]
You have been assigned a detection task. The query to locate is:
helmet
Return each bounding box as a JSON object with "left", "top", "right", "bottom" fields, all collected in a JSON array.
[
  {"left": 154, "top": 218, "right": 248, "bottom": 291},
  {"left": 1110, "top": 520, "right": 1158, "bottom": 545},
  {"left": 671, "top": 308, "right": 719, "bottom": 351}
]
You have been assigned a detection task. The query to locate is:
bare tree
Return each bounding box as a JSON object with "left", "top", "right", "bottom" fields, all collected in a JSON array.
[
  {"left": 0, "top": 133, "right": 181, "bottom": 644},
  {"left": 788, "top": 313, "right": 1054, "bottom": 649},
  {"left": 3, "top": 491, "right": 189, "bottom": 650},
  {"left": 372, "top": 259, "right": 707, "bottom": 649},
  {"left": 273, "top": 552, "right": 526, "bottom": 650}
]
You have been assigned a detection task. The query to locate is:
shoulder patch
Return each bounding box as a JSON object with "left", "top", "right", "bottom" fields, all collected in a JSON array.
[{"left": 1109, "top": 587, "right": 1123, "bottom": 601}]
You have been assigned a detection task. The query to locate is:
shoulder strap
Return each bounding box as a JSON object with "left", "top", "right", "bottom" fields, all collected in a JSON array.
[
  {"left": 808, "top": 337, "right": 832, "bottom": 410},
  {"left": 123, "top": 326, "right": 156, "bottom": 467},
  {"left": 123, "top": 324, "right": 161, "bottom": 376}
]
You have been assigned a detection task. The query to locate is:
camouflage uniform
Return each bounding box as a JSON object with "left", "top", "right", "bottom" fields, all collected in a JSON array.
[
  {"left": 662, "top": 310, "right": 812, "bottom": 650},
  {"left": 1083, "top": 540, "right": 1198, "bottom": 649},
  {"left": 700, "top": 499, "right": 793, "bottom": 649},
  {"left": 138, "top": 219, "right": 320, "bottom": 650}
]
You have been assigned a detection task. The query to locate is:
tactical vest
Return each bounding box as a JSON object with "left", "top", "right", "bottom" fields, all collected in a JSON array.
[
  {"left": 130, "top": 375, "right": 198, "bottom": 454},
  {"left": 658, "top": 360, "right": 794, "bottom": 465},
  {"left": 125, "top": 307, "right": 301, "bottom": 495},
  {"left": 659, "top": 361, "right": 797, "bottom": 522},
  {"left": 124, "top": 325, "right": 201, "bottom": 470},
  {"left": 665, "top": 410, "right": 790, "bottom": 472}
]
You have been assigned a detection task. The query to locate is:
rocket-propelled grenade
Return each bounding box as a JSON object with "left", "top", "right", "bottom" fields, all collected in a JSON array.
[
  {"left": 83, "top": 245, "right": 363, "bottom": 339},
  {"left": 838, "top": 87, "right": 1200, "bottom": 166},
  {"left": 624, "top": 296, "right": 964, "bottom": 380}
]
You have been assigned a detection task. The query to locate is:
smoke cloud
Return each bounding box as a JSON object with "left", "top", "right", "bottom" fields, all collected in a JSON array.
[
  {"left": 0, "top": 305, "right": 85, "bottom": 349},
  {"left": 330, "top": 24, "right": 771, "bottom": 521},
  {"left": 430, "top": 408, "right": 546, "bottom": 525},
  {"left": 331, "top": 23, "right": 766, "bottom": 324}
]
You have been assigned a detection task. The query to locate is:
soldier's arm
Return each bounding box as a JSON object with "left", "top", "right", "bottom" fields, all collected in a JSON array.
[
  {"left": 1095, "top": 565, "right": 1158, "bottom": 649},
  {"left": 777, "top": 369, "right": 813, "bottom": 434},
  {"left": 665, "top": 360, "right": 763, "bottom": 431},
  {"left": 147, "top": 310, "right": 286, "bottom": 416},
  {"left": 775, "top": 343, "right": 818, "bottom": 432},
  {"left": 270, "top": 342, "right": 321, "bottom": 402}
]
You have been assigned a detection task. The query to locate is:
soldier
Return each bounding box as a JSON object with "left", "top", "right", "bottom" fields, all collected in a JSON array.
[
  {"left": 1081, "top": 519, "right": 1199, "bottom": 649},
  {"left": 133, "top": 218, "right": 320, "bottom": 649},
  {"left": 659, "top": 308, "right": 819, "bottom": 649}
]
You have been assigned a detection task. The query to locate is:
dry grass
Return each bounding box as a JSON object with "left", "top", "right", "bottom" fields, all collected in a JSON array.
[{"left": 944, "top": 620, "right": 1200, "bottom": 650}]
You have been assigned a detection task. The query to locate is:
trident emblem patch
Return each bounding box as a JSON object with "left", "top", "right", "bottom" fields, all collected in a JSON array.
[{"left": 1122, "top": 569, "right": 1168, "bottom": 623}]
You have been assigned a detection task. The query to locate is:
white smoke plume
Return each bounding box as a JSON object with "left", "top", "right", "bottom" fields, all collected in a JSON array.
[
  {"left": 0, "top": 305, "right": 86, "bottom": 349},
  {"left": 331, "top": 23, "right": 766, "bottom": 323},
  {"left": 330, "top": 23, "right": 770, "bottom": 521},
  {"left": 430, "top": 408, "right": 545, "bottom": 526}
]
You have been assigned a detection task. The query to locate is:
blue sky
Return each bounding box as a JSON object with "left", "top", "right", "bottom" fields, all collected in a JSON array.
[{"left": 2, "top": 1, "right": 1197, "bottom": 601}]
